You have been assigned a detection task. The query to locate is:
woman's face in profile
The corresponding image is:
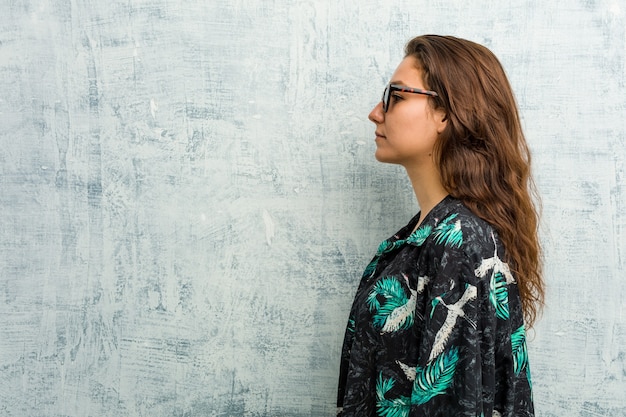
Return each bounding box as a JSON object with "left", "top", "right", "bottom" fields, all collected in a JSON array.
[{"left": 368, "top": 56, "right": 447, "bottom": 167}]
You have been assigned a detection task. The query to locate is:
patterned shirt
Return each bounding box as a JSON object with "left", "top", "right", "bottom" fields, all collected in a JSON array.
[{"left": 337, "top": 196, "right": 534, "bottom": 417}]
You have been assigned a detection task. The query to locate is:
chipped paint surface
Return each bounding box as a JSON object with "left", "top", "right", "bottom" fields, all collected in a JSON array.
[{"left": 0, "top": 1, "right": 624, "bottom": 416}]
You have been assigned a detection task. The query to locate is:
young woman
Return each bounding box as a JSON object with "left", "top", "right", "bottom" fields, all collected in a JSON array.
[{"left": 337, "top": 35, "right": 544, "bottom": 417}]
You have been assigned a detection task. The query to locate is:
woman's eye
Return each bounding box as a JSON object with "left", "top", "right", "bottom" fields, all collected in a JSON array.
[{"left": 391, "top": 93, "right": 403, "bottom": 102}]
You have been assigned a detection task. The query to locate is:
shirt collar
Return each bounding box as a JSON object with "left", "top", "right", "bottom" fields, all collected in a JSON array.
[{"left": 405, "top": 195, "right": 463, "bottom": 247}]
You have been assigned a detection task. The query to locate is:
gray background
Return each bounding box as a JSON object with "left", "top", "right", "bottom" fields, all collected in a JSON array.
[{"left": 1, "top": 0, "right": 625, "bottom": 416}]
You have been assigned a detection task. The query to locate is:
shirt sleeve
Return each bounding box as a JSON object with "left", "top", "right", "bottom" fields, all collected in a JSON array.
[{"left": 409, "top": 236, "right": 534, "bottom": 417}]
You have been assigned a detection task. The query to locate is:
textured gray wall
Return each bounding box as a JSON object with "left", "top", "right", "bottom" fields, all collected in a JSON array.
[{"left": 1, "top": 0, "right": 624, "bottom": 416}]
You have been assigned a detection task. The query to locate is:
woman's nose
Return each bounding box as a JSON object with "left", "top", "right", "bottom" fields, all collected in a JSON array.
[{"left": 368, "top": 101, "right": 384, "bottom": 124}]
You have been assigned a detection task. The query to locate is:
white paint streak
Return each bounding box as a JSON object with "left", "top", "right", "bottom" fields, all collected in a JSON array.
[
  {"left": 262, "top": 209, "right": 275, "bottom": 246},
  {"left": 610, "top": 2, "right": 621, "bottom": 16},
  {"left": 150, "top": 98, "right": 158, "bottom": 119}
]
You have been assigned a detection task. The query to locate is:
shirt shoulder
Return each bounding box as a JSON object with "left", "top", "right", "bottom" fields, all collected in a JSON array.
[
  {"left": 453, "top": 204, "right": 500, "bottom": 256},
  {"left": 424, "top": 197, "right": 499, "bottom": 254},
  {"left": 421, "top": 198, "right": 504, "bottom": 285}
]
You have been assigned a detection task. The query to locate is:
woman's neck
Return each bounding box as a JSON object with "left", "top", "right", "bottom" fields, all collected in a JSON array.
[{"left": 404, "top": 163, "right": 448, "bottom": 228}]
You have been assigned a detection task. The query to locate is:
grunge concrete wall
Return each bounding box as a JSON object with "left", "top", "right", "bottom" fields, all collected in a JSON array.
[{"left": 1, "top": 1, "right": 624, "bottom": 416}]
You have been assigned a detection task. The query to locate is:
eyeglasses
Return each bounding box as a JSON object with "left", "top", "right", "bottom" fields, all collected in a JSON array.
[{"left": 381, "top": 83, "right": 438, "bottom": 113}]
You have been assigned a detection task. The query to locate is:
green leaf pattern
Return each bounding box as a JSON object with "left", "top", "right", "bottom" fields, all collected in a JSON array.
[
  {"left": 376, "top": 373, "right": 411, "bottom": 417},
  {"left": 490, "top": 270, "right": 510, "bottom": 320},
  {"left": 433, "top": 214, "right": 463, "bottom": 248},
  {"left": 407, "top": 224, "right": 433, "bottom": 246},
  {"left": 511, "top": 325, "right": 528, "bottom": 377},
  {"left": 363, "top": 225, "right": 434, "bottom": 279},
  {"left": 339, "top": 197, "right": 534, "bottom": 416},
  {"left": 367, "top": 277, "right": 415, "bottom": 332},
  {"left": 474, "top": 234, "right": 514, "bottom": 321},
  {"left": 347, "top": 317, "right": 355, "bottom": 334},
  {"left": 411, "top": 347, "right": 460, "bottom": 405},
  {"left": 376, "top": 346, "right": 459, "bottom": 414}
]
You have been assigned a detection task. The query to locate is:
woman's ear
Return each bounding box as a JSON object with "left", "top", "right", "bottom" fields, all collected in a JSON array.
[{"left": 435, "top": 109, "right": 448, "bottom": 134}]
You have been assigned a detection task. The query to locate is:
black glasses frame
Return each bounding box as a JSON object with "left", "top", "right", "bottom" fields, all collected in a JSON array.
[{"left": 382, "top": 83, "right": 438, "bottom": 112}]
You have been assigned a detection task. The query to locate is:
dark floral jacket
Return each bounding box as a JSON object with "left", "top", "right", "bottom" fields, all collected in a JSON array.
[{"left": 337, "top": 196, "right": 534, "bottom": 417}]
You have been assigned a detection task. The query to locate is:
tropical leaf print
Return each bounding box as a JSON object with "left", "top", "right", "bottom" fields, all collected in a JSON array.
[
  {"left": 364, "top": 223, "right": 432, "bottom": 280},
  {"left": 511, "top": 325, "right": 528, "bottom": 377},
  {"left": 377, "top": 239, "right": 405, "bottom": 256},
  {"left": 407, "top": 224, "right": 433, "bottom": 246},
  {"left": 338, "top": 198, "right": 536, "bottom": 416},
  {"left": 367, "top": 277, "right": 415, "bottom": 332},
  {"left": 363, "top": 238, "right": 406, "bottom": 279},
  {"left": 475, "top": 233, "right": 514, "bottom": 320},
  {"left": 366, "top": 282, "right": 384, "bottom": 312},
  {"left": 490, "top": 270, "right": 510, "bottom": 320},
  {"left": 380, "top": 294, "right": 416, "bottom": 333},
  {"left": 363, "top": 258, "right": 379, "bottom": 279},
  {"left": 411, "top": 346, "right": 460, "bottom": 405},
  {"left": 376, "top": 373, "right": 411, "bottom": 417},
  {"left": 433, "top": 214, "right": 463, "bottom": 248},
  {"left": 347, "top": 317, "right": 355, "bottom": 334}
]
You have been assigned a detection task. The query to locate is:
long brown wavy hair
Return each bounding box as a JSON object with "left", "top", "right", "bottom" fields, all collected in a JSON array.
[{"left": 405, "top": 35, "right": 544, "bottom": 327}]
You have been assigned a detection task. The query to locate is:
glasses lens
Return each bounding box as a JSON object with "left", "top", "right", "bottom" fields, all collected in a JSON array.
[{"left": 382, "top": 84, "right": 390, "bottom": 112}]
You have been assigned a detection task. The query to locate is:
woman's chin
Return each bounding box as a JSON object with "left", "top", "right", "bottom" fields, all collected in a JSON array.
[{"left": 374, "top": 152, "right": 395, "bottom": 164}]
